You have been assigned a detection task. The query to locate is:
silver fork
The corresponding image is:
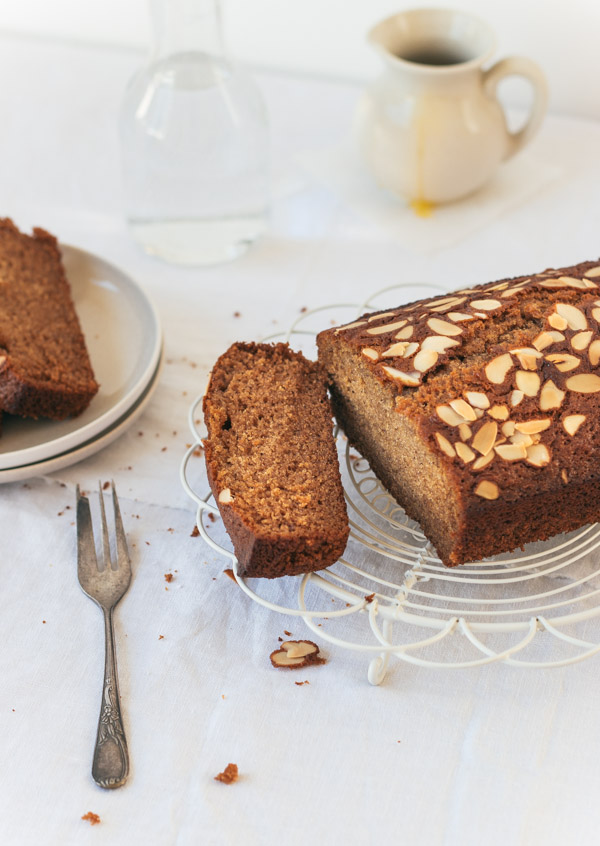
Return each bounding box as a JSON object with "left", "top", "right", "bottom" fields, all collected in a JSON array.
[{"left": 76, "top": 481, "right": 131, "bottom": 789}]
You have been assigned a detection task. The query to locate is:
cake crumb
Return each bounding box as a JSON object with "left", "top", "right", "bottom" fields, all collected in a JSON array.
[
  {"left": 190, "top": 526, "right": 200, "bottom": 537},
  {"left": 284, "top": 630, "right": 292, "bottom": 637},
  {"left": 102, "top": 481, "right": 110, "bottom": 490},
  {"left": 214, "top": 763, "right": 238, "bottom": 784},
  {"left": 364, "top": 593, "right": 375, "bottom": 603},
  {"left": 164, "top": 573, "right": 174, "bottom": 583},
  {"left": 223, "top": 568, "right": 236, "bottom": 582},
  {"left": 158, "top": 635, "right": 164, "bottom": 640},
  {"left": 270, "top": 640, "right": 325, "bottom": 669},
  {"left": 295, "top": 680, "right": 310, "bottom": 686},
  {"left": 81, "top": 812, "right": 101, "bottom": 826}
]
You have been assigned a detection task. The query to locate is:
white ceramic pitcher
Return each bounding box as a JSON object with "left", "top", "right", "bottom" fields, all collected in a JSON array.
[{"left": 355, "top": 8, "right": 548, "bottom": 208}]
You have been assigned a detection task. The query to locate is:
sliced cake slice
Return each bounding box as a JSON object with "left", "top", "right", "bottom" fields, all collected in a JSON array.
[
  {"left": 0, "top": 218, "right": 98, "bottom": 419},
  {"left": 203, "top": 342, "right": 349, "bottom": 578}
]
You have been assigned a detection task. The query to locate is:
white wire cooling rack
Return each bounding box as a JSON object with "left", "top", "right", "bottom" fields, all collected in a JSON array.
[{"left": 180, "top": 285, "right": 600, "bottom": 682}]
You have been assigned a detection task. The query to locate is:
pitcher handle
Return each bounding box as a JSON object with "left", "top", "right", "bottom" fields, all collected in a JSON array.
[{"left": 483, "top": 57, "right": 548, "bottom": 161}]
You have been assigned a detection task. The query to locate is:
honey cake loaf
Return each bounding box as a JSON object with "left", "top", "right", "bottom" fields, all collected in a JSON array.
[
  {"left": 317, "top": 260, "right": 600, "bottom": 566},
  {"left": 203, "top": 342, "right": 349, "bottom": 578},
  {"left": 0, "top": 219, "right": 98, "bottom": 419}
]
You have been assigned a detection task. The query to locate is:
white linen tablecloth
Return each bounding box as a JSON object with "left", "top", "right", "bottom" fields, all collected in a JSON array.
[{"left": 2, "top": 31, "right": 600, "bottom": 846}]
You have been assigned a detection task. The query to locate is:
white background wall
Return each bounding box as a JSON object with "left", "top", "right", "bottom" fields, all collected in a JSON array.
[{"left": 1, "top": 0, "right": 599, "bottom": 119}]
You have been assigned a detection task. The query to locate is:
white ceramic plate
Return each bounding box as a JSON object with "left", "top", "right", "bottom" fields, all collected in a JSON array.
[
  {"left": 0, "top": 245, "right": 162, "bottom": 470},
  {"left": 0, "top": 350, "right": 163, "bottom": 483}
]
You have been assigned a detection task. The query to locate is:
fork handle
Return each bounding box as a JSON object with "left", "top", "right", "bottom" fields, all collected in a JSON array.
[{"left": 92, "top": 608, "right": 129, "bottom": 789}]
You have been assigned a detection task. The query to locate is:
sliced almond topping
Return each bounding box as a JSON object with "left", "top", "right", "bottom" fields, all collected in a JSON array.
[
  {"left": 472, "top": 312, "right": 489, "bottom": 319},
  {"left": 501, "top": 288, "right": 521, "bottom": 298},
  {"left": 403, "top": 342, "right": 420, "bottom": 358},
  {"left": 510, "top": 432, "right": 534, "bottom": 447},
  {"left": 335, "top": 319, "right": 367, "bottom": 333},
  {"left": 514, "top": 419, "right": 551, "bottom": 435},
  {"left": 532, "top": 330, "right": 565, "bottom": 351},
  {"left": 571, "top": 331, "right": 593, "bottom": 351},
  {"left": 511, "top": 348, "right": 541, "bottom": 370},
  {"left": 426, "top": 295, "right": 467, "bottom": 309},
  {"left": 471, "top": 420, "right": 498, "bottom": 456},
  {"left": 540, "top": 276, "right": 594, "bottom": 290},
  {"left": 472, "top": 451, "right": 495, "bottom": 470},
  {"left": 470, "top": 298, "right": 502, "bottom": 311},
  {"left": 464, "top": 391, "right": 490, "bottom": 409},
  {"left": 394, "top": 325, "right": 414, "bottom": 340},
  {"left": 474, "top": 480, "right": 499, "bottom": 500},
  {"left": 426, "top": 317, "right": 463, "bottom": 337},
  {"left": 382, "top": 342, "right": 409, "bottom": 358},
  {"left": 510, "top": 389, "right": 524, "bottom": 407},
  {"left": 420, "top": 335, "right": 460, "bottom": 353},
  {"left": 565, "top": 373, "right": 600, "bottom": 393},
  {"left": 539, "top": 379, "right": 565, "bottom": 410},
  {"left": 381, "top": 366, "right": 421, "bottom": 386},
  {"left": 487, "top": 281, "right": 511, "bottom": 291},
  {"left": 458, "top": 423, "right": 472, "bottom": 442},
  {"left": 366, "top": 319, "right": 409, "bottom": 335},
  {"left": 495, "top": 443, "right": 527, "bottom": 461},
  {"left": 562, "top": 469, "right": 569, "bottom": 483},
  {"left": 589, "top": 339, "right": 600, "bottom": 367},
  {"left": 485, "top": 353, "right": 513, "bottom": 385},
  {"left": 474, "top": 408, "right": 485, "bottom": 418},
  {"left": 436, "top": 405, "right": 468, "bottom": 427},
  {"left": 545, "top": 353, "right": 580, "bottom": 372},
  {"left": 455, "top": 441, "right": 475, "bottom": 463},
  {"left": 434, "top": 432, "right": 456, "bottom": 458},
  {"left": 526, "top": 444, "right": 551, "bottom": 468},
  {"left": 428, "top": 297, "right": 467, "bottom": 313},
  {"left": 447, "top": 312, "right": 474, "bottom": 322},
  {"left": 548, "top": 312, "right": 568, "bottom": 331},
  {"left": 555, "top": 302, "right": 588, "bottom": 331},
  {"left": 563, "top": 414, "right": 586, "bottom": 436},
  {"left": 510, "top": 346, "right": 542, "bottom": 358},
  {"left": 413, "top": 349, "right": 439, "bottom": 372},
  {"left": 361, "top": 347, "right": 379, "bottom": 361},
  {"left": 592, "top": 308, "right": 600, "bottom": 325},
  {"left": 449, "top": 398, "right": 478, "bottom": 421},
  {"left": 488, "top": 405, "right": 509, "bottom": 421},
  {"left": 502, "top": 420, "right": 516, "bottom": 437},
  {"left": 515, "top": 370, "right": 541, "bottom": 397},
  {"left": 585, "top": 266, "right": 600, "bottom": 278},
  {"left": 218, "top": 488, "right": 234, "bottom": 504},
  {"left": 368, "top": 311, "right": 397, "bottom": 322}
]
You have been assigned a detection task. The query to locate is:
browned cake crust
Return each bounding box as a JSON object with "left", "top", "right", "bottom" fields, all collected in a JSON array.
[
  {"left": 203, "top": 342, "right": 349, "bottom": 578},
  {"left": 317, "top": 260, "right": 600, "bottom": 566},
  {"left": 0, "top": 218, "right": 98, "bottom": 419}
]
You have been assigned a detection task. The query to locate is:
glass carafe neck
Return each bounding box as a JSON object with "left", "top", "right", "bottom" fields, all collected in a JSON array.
[{"left": 149, "top": 0, "right": 224, "bottom": 59}]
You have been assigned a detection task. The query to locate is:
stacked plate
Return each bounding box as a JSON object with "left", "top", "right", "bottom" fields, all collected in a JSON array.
[{"left": 0, "top": 246, "right": 163, "bottom": 483}]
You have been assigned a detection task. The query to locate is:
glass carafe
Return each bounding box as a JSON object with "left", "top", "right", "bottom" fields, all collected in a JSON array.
[{"left": 119, "top": 0, "right": 269, "bottom": 266}]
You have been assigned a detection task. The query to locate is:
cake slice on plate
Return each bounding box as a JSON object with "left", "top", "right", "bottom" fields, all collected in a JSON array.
[{"left": 0, "top": 218, "right": 98, "bottom": 420}]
